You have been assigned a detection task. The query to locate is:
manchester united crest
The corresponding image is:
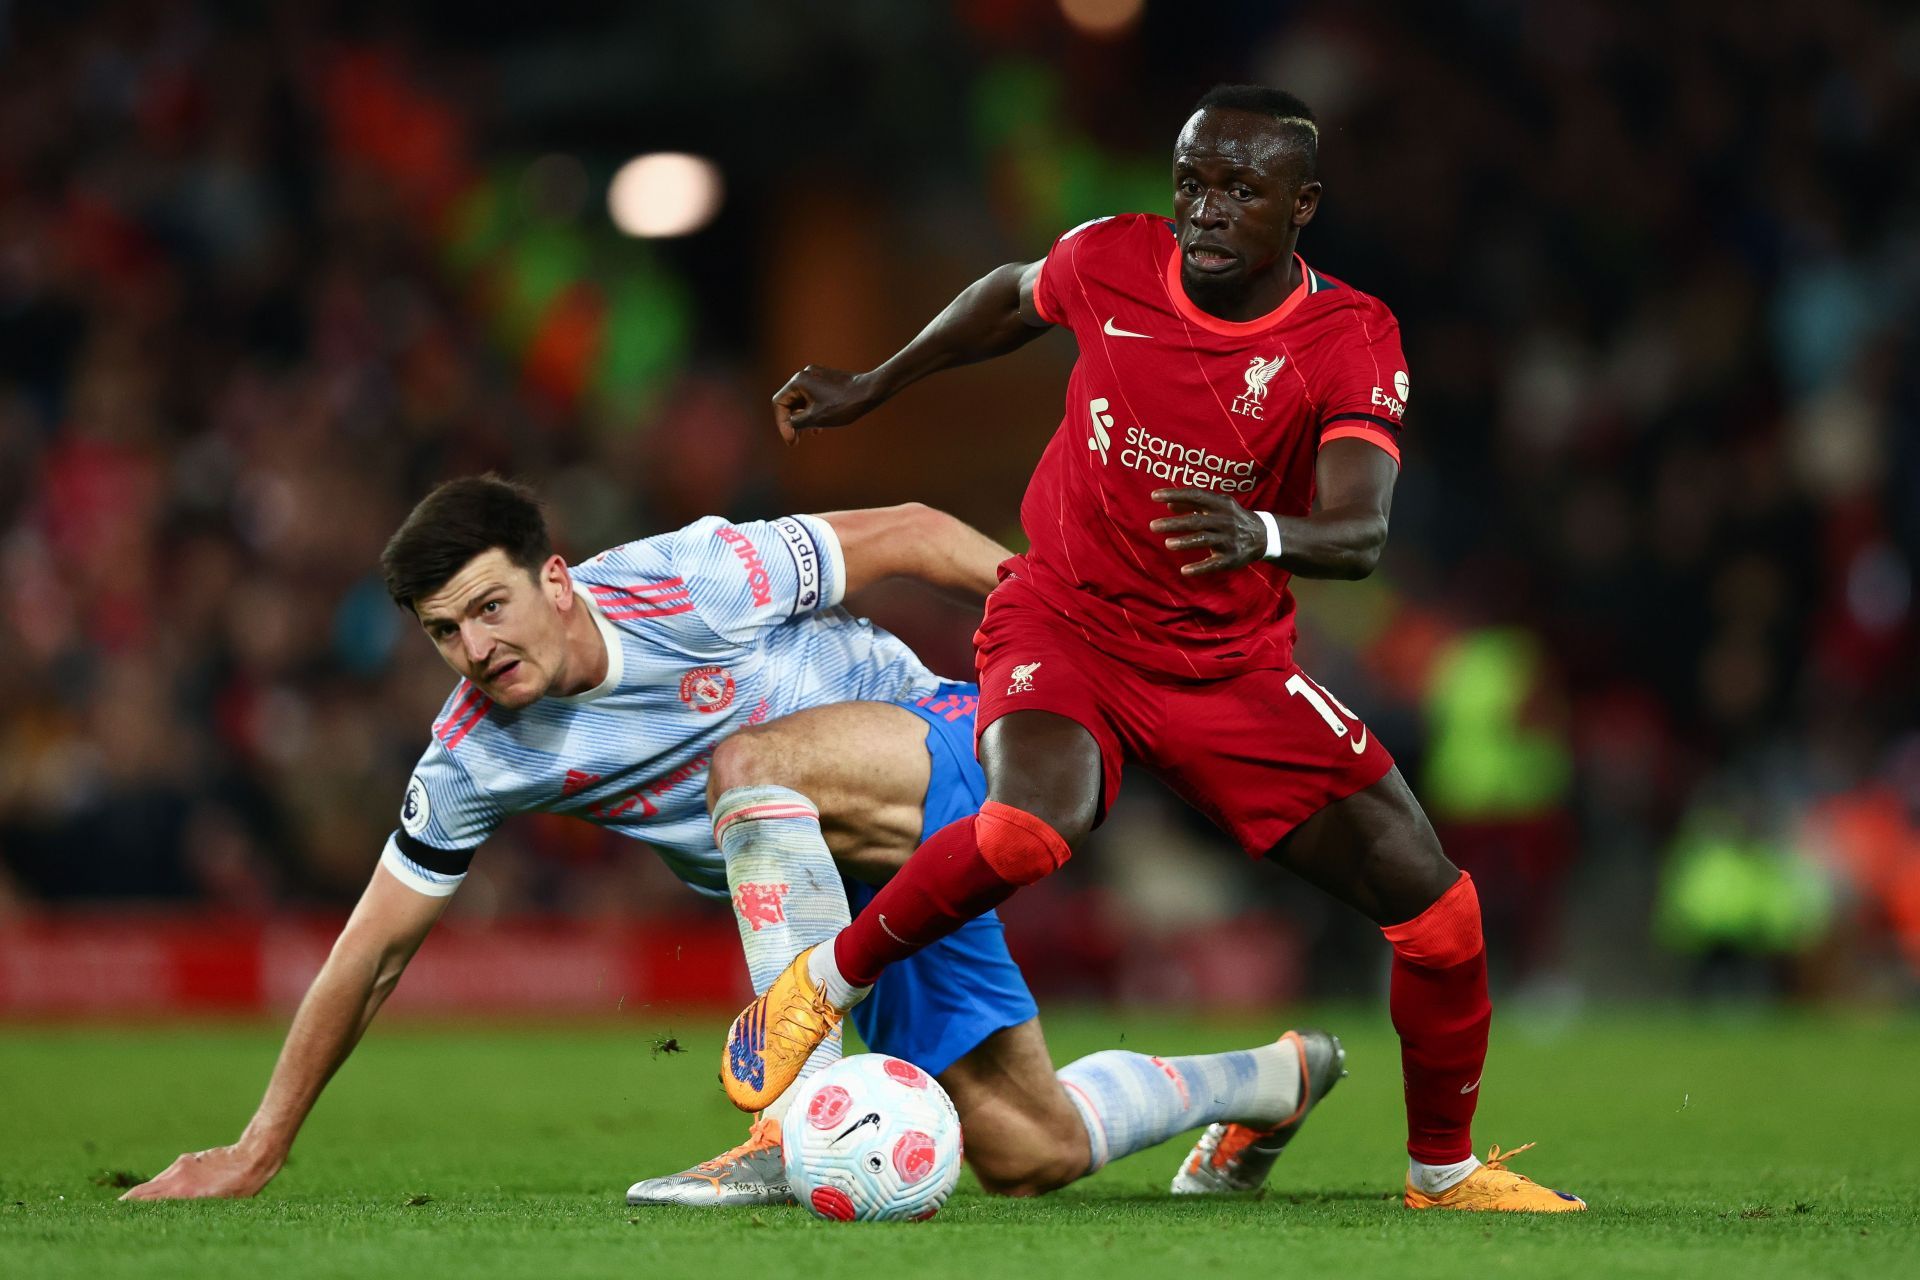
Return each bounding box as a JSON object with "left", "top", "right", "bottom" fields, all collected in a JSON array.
[{"left": 679, "top": 665, "right": 736, "bottom": 714}]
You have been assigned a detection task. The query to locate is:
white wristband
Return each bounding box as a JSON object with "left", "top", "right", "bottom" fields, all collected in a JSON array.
[{"left": 1255, "top": 510, "right": 1284, "bottom": 560}]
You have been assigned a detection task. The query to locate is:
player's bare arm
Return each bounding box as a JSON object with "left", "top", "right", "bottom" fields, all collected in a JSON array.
[
  {"left": 819, "top": 502, "right": 1011, "bottom": 603},
  {"left": 122, "top": 865, "right": 449, "bottom": 1200},
  {"left": 772, "top": 260, "right": 1049, "bottom": 442},
  {"left": 1149, "top": 438, "right": 1395, "bottom": 579}
]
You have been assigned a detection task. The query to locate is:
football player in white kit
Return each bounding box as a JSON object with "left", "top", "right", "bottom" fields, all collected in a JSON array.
[{"left": 125, "top": 476, "right": 1343, "bottom": 1206}]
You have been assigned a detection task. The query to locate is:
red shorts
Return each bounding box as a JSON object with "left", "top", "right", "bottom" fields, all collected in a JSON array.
[{"left": 974, "top": 583, "right": 1395, "bottom": 855}]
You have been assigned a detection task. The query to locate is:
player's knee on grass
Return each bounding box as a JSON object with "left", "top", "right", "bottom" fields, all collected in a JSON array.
[
  {"left": 970, "top": 1148, "right": 1086, "bottom": 1198},
  {"left": 962, "top": 1107, "right": 1090, "bottom": 1198},
  {"left": 940, "top": 1021, "right": 1092, "bottom": 1197}
]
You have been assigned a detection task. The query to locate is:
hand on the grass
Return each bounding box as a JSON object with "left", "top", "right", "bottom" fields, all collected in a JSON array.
[
  {"left": 121, "top": 1144, "right": 278, "bottom": 1200},
  {"left": 1149, "top": 488, "right": 1269, "bottom": 575}
]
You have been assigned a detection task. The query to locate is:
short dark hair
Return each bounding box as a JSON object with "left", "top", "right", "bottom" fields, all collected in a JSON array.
[
  {"left": 1192, "top": 84, "right": 1319, "bottom": 180},
  {"left": 381, "top": 474, "right": 553, "bottom": 612}
]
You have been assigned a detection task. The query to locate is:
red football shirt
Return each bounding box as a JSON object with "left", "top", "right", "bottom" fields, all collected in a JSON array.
[{"left": 1013, "top": 212, "right": 1409, "bottom": 678}]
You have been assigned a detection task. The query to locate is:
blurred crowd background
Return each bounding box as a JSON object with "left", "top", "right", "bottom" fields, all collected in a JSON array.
[{"left": 2, "top": 0, "right": 1916, "bottom": 1007}]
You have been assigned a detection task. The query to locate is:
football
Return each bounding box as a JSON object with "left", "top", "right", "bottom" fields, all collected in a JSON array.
[{"left": 783, "top": 1053, "right": 964, "bottom": 1222}]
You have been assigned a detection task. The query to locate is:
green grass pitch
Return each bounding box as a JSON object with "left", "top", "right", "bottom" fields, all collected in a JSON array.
[{"left": 3, "top": 1008, "right": 1916, "bottom": 1279}]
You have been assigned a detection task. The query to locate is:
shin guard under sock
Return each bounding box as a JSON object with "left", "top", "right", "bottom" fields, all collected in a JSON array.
[{"left": 1382, "top": 871, "right": 1491, "bottom": 1165}]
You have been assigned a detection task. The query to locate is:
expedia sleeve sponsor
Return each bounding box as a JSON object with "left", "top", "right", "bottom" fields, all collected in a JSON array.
[
  {"left": 1368, "top": 369, "right": 1408, "bottom": 421},
  {"left": 1311, "top": 301, "right": 1409, "bottom": 462}
]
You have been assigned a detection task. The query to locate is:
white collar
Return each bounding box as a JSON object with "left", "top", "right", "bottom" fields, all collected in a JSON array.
[{"left": 551, "top": 592, "right": 624, "bottom": 704}]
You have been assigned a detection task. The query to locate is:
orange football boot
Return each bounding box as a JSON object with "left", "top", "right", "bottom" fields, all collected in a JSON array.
[
  {"left": 1403, "top": 1143, "right": 1587, "bottom": 1212},
  {"left": 721, "top": 945, "right": 844, "bottom": 1112}
]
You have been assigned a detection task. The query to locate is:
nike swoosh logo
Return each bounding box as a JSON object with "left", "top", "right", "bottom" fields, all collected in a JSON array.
[
  {"left": 1350, "top": 727, "right": 1368, "bottom": 754},
  {"left": 1103, "top": 317, "right": 1153, "bottom": 339},
  {"left": 877, "top": 914, "right": 909, "bottom": 946},
  {"left": 1460, "top": 1078, "right": 1480, "bottom": 1094},
  {"left": 833, "top": 1112, "right": 883, "bottom": 1146}
]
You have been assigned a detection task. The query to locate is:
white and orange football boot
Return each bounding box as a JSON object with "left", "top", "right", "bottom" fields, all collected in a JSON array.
[
  {"left": 1403, "top": 1143, "right": 1587, "bottom": 1212},
  {"left": 721, "top": 945, "right": 844, "bottom": 1112},
  {"left": 625, "top": 1115, "right": 794, "bottom": 1207},
  {"left": 1170, "top": 1029, "right": 1346, "bottom": 1195}
]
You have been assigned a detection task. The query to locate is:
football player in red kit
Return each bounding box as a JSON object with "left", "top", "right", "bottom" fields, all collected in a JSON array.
[{"left": 727, "top": 85, "right": 1584, "bottom": 1212}]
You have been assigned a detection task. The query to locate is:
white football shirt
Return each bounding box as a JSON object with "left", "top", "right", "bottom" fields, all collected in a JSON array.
[{"left": 383, "top": 514, "right": 942, "bottom": 899}]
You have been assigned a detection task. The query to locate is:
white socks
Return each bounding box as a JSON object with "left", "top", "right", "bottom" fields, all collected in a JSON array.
[
  {"left": 715, "top": 785, "right": 849, "bottom": 1118},
  {"left": 1410, "top": 1154, "right": 1482, "bottom": 1194},
  {"left": 1055, "top": 1039, "right": 1304, "bottom": 1171},
  {"left": 805, "top": 932, "right": 872, "bottom": 1012}
]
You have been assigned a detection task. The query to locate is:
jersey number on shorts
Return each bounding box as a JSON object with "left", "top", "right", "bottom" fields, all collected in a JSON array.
[{"left": 1285, "top": 672, "right": 1368, "bottom": 753}]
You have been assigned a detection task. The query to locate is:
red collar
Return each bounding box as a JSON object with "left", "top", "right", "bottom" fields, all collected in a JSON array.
[{"left": 1163, "top": 248, "right": 1311, "bottom": 336}]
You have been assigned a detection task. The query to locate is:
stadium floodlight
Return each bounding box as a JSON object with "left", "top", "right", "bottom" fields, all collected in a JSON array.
[
  {"left": 607, "top": 152, "right": 724, "bottom": 238},
  {"left": 1059, "top": 0, "right": 1143, "bottom": 37}
]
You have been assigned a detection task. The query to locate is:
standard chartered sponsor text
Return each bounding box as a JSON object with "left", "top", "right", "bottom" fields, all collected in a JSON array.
[{"left": 1119, "top": 425, "right": 1258, "bottom": 492}]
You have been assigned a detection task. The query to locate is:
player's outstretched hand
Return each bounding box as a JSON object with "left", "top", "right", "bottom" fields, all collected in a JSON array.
[
  {"left": 120, "top": 1145, "right": 278, "bottom": 1200},
  {"left": 771, "top": 365, "right": 881, "bottom": 443},
  {"left": 1149, "top": 488, "right": 1267, "bottom": 575}
]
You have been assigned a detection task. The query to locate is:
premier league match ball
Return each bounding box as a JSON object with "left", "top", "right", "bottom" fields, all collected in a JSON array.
[{"left": 783, "top": 1053, "right": 964, "bottom": 1222}]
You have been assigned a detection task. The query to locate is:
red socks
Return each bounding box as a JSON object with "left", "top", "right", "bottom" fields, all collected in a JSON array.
[
  {"left": 1381, "top": 871, "right": 1491, "bottom": 1165},
  {"left": 835, "top": 812, "right": 1489, "bottom": 1166},
  {"left": 834, "top": 802, "right": 1071, "bottom": 986}
]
